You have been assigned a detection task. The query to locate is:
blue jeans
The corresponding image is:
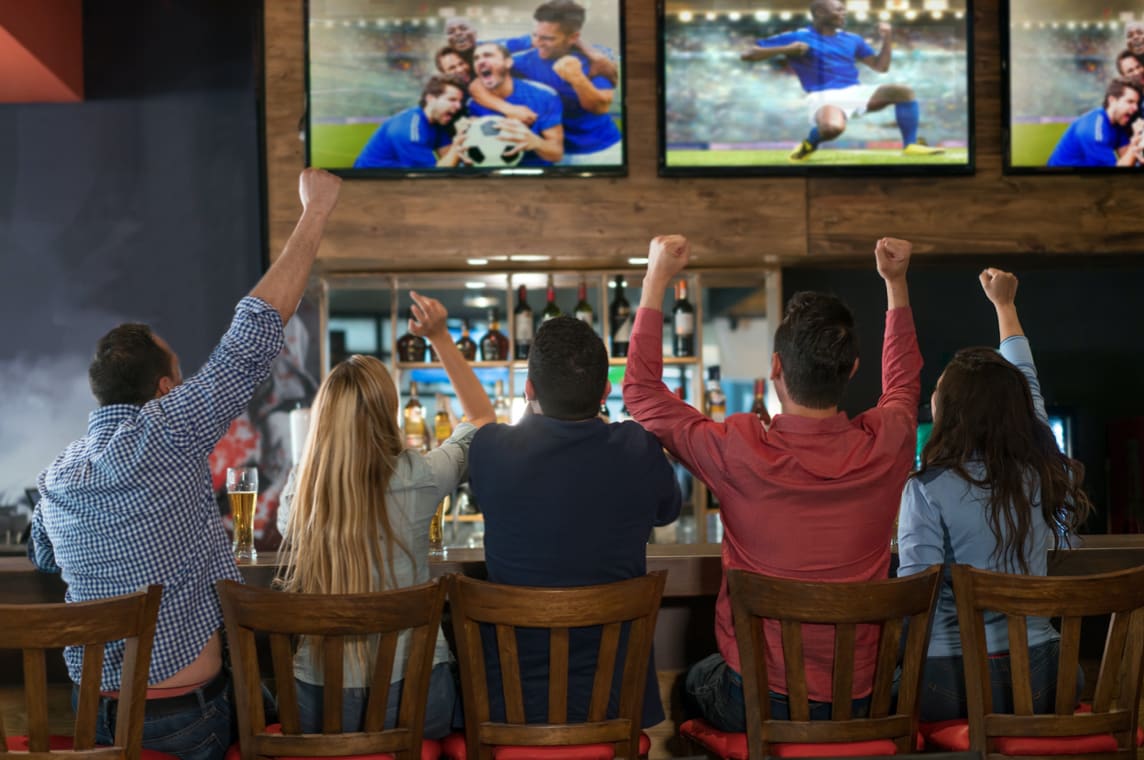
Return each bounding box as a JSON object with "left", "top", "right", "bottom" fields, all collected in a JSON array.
[
  {"left": 684, "top": 653, "right": 870, "bottom": 733},
  {"left": 919, "top": 639, "right": 1078, "bottom": 722},
  {"left": 75, "top": 669, "right": 234, "bottom": 760},
  {"left": 296, "top": 661, "right": 457, "bottom": 739}
]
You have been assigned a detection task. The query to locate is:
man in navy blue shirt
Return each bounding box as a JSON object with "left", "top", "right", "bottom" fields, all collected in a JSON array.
[
  {"left": 742, "top": 0, "right": 944, "bottom": 161},
  {"left": 1047, "top": 78, "right": 1143, "bottom": 168},
  {"left": 353, "top": 76, "right": 468, "bottom": 169},
  {"left": 467, "top": 42, "right": 564, "bottom": 166},
  {"left": 510, "top": 0, "right": 622, "bottom": 166},
  {"left": 469, "top": 317, "right": 681, "bottom": 729}
]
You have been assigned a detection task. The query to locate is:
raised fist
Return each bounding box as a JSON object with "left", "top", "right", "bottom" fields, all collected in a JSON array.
[
  {"left": 874, "top": 237, "right": 911, "bottom": 281},
  {"left": 647, "top": 234, "right": 691, "bottom": 281},
  {"left": 878, "top": 22, "right": 892, "bottom": 40},
  {"left": 978, "top": 268, "right": 1018, "bottom": 308},
  {"left": 553, "top": 55, "right": 583, "bottom": 82},
  {"left": 299, "top": 168, "right": 341, "bottom": 215}
]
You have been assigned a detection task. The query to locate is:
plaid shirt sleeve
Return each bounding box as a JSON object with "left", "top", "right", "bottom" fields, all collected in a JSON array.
[
  {"left": 150, "top": 297, "right": 285, "bottom": 458},
  {"left": 28, "top": 503, "right": 59, "bottom": 572}
]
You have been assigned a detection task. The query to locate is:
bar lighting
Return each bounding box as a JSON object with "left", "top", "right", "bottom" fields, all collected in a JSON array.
[{"left": 467, "top": 258, "right": 489, "bottom": 266}]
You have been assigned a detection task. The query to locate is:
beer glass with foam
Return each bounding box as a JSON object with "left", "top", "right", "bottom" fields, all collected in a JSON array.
[{"left": 226, "top": 466, "right": 258, "bottom": 563}]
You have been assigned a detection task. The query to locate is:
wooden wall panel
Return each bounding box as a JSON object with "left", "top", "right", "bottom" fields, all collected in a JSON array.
[{"left": 264, "top": 0, "right": 1144, "bottom": 270}]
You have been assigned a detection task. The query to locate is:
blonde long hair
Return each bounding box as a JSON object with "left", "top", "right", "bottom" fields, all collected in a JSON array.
[{"left": 278, "top": 355, "right": 413, "bottom": 668}]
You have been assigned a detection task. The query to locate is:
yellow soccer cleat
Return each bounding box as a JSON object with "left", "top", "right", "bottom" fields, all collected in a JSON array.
[
  {"left": 789, "top": 140, "right": 817, "bottom": 161},
  {"left": 903, "top": 143, "right": 945, "bottom": 156}
]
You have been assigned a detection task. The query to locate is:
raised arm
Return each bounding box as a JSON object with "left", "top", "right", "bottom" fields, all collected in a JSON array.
[
  {"left": 573, "top": 39, "right": 619, "bottom": 85},
  {"left": 981, "top": 268, "right": 1047, "bottom": 423},
  {"left": 860, "top": 22, "right": 893, "bottom": 73},
  {"left": 741, "top": 40, "right": 807, "bottom": 62},
  {"left": 553, "top": 55, "right": 614, "bottom": 114},
  {"left": 249, "top": 169, "right": 341, "bottom": 324},
  {"left": 409, "top": 291, "right": 496, "bottom": 428},
  {"left": 874, "top": 237, "right": 922, "bottom": 414}
]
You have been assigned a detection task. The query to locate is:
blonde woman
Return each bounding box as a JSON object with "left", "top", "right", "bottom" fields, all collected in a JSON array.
[{"left": 278, "top": 291, "right": 495, "bottom": 736}]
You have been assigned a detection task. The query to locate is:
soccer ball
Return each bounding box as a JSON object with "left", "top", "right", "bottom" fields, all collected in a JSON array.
[{"left": 462, "top": 116, "right": 523, "bottom": 168}]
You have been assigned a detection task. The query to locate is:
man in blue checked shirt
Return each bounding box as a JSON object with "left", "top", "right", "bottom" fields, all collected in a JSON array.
[{"left": 29, "top": 168, "right": 342, "bottom": 760}]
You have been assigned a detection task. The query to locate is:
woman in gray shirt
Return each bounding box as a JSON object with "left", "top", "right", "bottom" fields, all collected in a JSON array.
[{"left": 278, "top": 291, "right": 495, "bottom": 736}]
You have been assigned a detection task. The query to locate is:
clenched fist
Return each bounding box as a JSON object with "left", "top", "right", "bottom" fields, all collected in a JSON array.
[
  {"left": 647, "top": 234, "right": 691, "bottom": 283},
  {"left": 979, "top": 268, "right": 1018, "bottom": 308},
  {"left": 553, "top": 55, "right": 584, "bottom": 82},
  {"left": 874, "top": 237, "right": 911, "bottom": 281},
  {"left": 299, "top": 167, "right": 341, "bottom": 216}
]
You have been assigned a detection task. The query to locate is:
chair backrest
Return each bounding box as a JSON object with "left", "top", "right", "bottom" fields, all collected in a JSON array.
[
  {"left": 951, "top": 563, "right": 1144, "bottom": 758},
  {"left": 447, "top": 571, "right": 667, "bottom": 760},
  {"left": 727, "top": 565, "right": 941, "bottom": 760},
  {"left": 216, "top": 578, "right": 446, "bottom": 760},
  {"left": 0, "top": 585, "right": 163, "bottom": 760}
]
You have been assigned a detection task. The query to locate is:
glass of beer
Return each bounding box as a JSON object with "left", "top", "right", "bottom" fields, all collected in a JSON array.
[{"left": 226, "top": 466, "right": 258, "bottom": 563}]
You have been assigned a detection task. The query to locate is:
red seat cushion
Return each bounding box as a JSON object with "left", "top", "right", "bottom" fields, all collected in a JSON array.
[
  {"left": 6, "top": 735, "right": 179, "bottom": 760},
  {"left": 679, "top": 718, "right": 901, "bottom": 760},
  {"left": 222, "top": 724, "right": 441, "bottom": 760},
  {"left": 439, "top": 729, "right": 651, "bottom": 760},
  {"left": 919, "top": 708, "right": 1144, "bottom": 756}
]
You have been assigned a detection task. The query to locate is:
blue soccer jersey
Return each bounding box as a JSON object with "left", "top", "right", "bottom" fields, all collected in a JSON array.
[
  {"left": 758, "top": 26, "right": 876, "bottom": 93},
  {"left": 469, "top": 79, "right": 563, "bottom": 165},
  {"left": 353, "top": 107, "right": 453, "bottom": 169},
  {"left": 1047, "top": 107, "right": 1131, "bottom": 167},
  {"left": 511, "top": 49, "right": 620, "bottom": 155}
]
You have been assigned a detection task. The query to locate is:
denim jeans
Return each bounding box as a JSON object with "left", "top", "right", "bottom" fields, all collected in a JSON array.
[
  {"left": 75, "top": 671, "right": 234, "bottom": 760},
  {"left": 919, "top": 639, "right": 1078, "bottom": 722},
  {"left": 296, "top": 661, "right": 457, "bottom": 739},
  {"left": 684, "top": 653, "right": 870, "bottom": 733}
]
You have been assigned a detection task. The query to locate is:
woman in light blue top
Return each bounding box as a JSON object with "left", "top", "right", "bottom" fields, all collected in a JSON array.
[
  {"left": 278, "top": 291, "right": 496, "bottom": 737},
  {"left": 896, "top": 268, "right": 1092, "bottom": 721}
]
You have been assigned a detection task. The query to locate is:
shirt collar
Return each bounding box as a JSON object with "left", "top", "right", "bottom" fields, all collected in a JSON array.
[
  {"left": 768, "top": 410, "right": 851, "bottom": 433},
  {"left": 87, "top": 404, "right": 143, "bottom": 434}
]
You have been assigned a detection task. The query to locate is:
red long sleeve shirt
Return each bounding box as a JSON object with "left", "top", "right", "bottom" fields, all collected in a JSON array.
[{"left": 623, "top": 305, "right": 921, "bottom": 701}]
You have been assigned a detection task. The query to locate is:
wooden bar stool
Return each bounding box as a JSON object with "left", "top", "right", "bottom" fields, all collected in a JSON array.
[
  {"left": 442, "top": 571, "right": 667, "bottom": 760},
  {"left": 680, "top": 566, "right": 942, "bottom": 760},
  {"left": 0, "top": 585, "right": 165, "bottom": 760},
  {"left": 216, "top": 578, "right": 448, "bottom": 760},
  {"left": 920, "top": 563, "right": 1144, "bottom": 759}
]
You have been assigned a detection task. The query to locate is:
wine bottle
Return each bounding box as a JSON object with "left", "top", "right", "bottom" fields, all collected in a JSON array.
[
  {"left": 434, "top": 394, "right": 454, "bottom": 446},
  {"left": 493, "top": 379, "right": 511, "bottom": 424},
  {"left": 396, "top": 308, "right": 428, "bottom": 363},
  {"left": 480, "top": 308, "right": 509, "bottom": 361},
  {"left": 609, "top": 275, "right": 632, "bottom": 358},
  {"left": 751, "top": 378, "right": 772, "bottom": 425},
  {"left": 672, "top": 279, "right": 695, "bottom": 357},
  {"left": 403, "top": 382, "right": 428, "bottom": 451},
  {"left": 513, "top": 285, "right": 534, "bottom": 360},
  {"left": 599, "top": 401, "right": 611, "bottom": 421},
  {"left": 574, "top": 278, "right": 594, "bottom": 326},
  {"left": 541, "top": 274, "right": 562, "bottom": 322},
  {"left": 704, "top": 366, "right": 726, "bottom": 423},
  {"left": 455, "top": 320, "right": 477, "bottom": 361}
]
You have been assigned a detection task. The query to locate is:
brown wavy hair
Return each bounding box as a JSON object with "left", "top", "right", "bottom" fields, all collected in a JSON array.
[{"left": 919, "top": 347, "right": 1092, "bottom": 574}]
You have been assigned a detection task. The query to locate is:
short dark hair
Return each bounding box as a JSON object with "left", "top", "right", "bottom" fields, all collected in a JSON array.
[
  {"left": 772, "top": 291, "right": 858, "bottom": 409},
  {"left": 419, "top": 75, "right": 466, "bottom": 107},
  {"left": 533, "top": 0, "right": 586, "bottom": 34},
  {"left": 435, "top": 45, "right": 465, "bottom": 71},
  {"left": 528, "top": 317, "right": 607, "bottom": 420},
  {"left": 88, "top": 323, "right": 172, "bottom": 406},
  {"left": 1105, "top": 77, "right": 1142, "bottom": 106},
  {"left": 1116, "top": 48, "right": 1141, "bottom": 75}
]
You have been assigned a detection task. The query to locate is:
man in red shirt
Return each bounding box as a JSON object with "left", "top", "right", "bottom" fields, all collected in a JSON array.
[{"left": 622, "top": 234, "right": 921, "bottom": 730}]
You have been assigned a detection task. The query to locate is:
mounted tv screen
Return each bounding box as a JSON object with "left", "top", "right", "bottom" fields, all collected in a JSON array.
[
  {"left": 659, "top": 0, "right": 973, "bottom": 176},
  {"left": 1004, "top": 0, "right": 1144, "bottom": 171},
  {"left": 306, "top": 0, "right": 626, "bottom": 177}
]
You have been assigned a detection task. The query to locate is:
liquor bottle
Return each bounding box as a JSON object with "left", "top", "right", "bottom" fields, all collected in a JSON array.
[
  {"left": 704, "top": 366, "right": 726, "bottom": 423},
  {"left": 513, "top": 285, "right": 534, "bottom": 360},
  {"left": 403, "top": 382, "right": 428, "bottom": 451},
  {"left": 493, "top": 380, "right": 511, "bottom": 424},
  {"left": 396, "top": 308, "right": 427, "bottom": 363},
  {"left": 434, "top": 394, "right": 454, "bottom": 446},
  {"left": 672, "top": 279, "right": 695, "bottom": 357},
  {"left": 574, "top": 278, "right": 594, "bottom": 326},
  {"left": 455, "top": 320, "right": 477, "bottom": 361},
  {"left": 751, "top": 378, "right": 772, "bottom": 426},
  {"left": 609, "top": 275, "right": 632, "bottom": 358},
  {"left": 541, "top": 274, "right": 562, "bottom": 323},
  {"left": 480, "top": 308, "right": 509, "bottom": 361},
  {"left": 599, "top": 401, "right": 610, "bottom": 421}
]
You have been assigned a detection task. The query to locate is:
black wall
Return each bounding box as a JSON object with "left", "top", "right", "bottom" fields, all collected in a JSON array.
[
  {"left": 783, "top": 256, "right": 1144, "bottom": 531},
  {"left": 0, "top": 0, "right": 264, "bottom": 501}
]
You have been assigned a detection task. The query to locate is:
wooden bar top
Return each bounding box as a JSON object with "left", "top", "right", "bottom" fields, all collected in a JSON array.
[{"left": 3, "top": 536, "right": 1144, "bottom": 602}]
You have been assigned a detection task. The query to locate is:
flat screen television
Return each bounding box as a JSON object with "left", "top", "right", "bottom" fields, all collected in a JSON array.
[
  {"left": 916, "top": 410, "right": 1074, "bottom": 468},
  {"left": 1003, "top": 0, "right": 1144, "bottom": 172},
  {"left": 658, "top": 0, "right": 974, "bottom": 176},
  {"left": 305, "top": 0, "right": 626, "bottom": 178}
]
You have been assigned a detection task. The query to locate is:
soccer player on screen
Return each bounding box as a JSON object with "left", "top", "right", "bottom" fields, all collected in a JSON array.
[
  {"left": 468, "top": 42, "right": 565, "bottom": 165},
  {"left": 1047, "top": 79, "right": 1143, "bottom": 168},
  {"left": 353, "top": 76, "right": 469, "bottom": 169},
  {"left": 741, "top": 0, "right": 943, "bottom": 161},
  {"left": 511, "top": 0, "right": 622, "bottom": 166}
]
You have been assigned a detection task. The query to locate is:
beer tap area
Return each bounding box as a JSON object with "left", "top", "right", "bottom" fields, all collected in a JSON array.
[{"left": 320, "top": 268, "right": 779, "bottom": 547}]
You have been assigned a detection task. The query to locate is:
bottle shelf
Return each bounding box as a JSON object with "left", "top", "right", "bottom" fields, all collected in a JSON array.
[
  {"left": 396, "top": 361, "right": 512, "bottom": 370},
  {"left": 607, "top": 356, "right": 699, "bottom": 367}
]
